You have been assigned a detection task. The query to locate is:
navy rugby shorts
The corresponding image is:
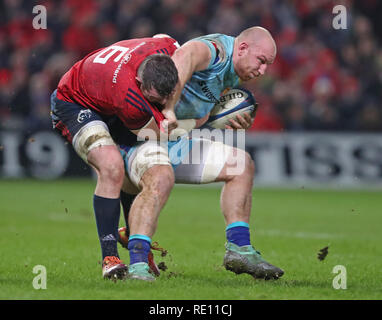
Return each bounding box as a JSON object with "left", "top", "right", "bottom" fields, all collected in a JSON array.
[
  {"left": 50, "top": 89, "right": 104, "bottom": 144},
  {"left": 50, "top": 90, "right": 137, "bottom": 146}
]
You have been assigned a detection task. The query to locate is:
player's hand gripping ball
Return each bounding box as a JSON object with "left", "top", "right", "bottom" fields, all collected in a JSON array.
[{"left": 207, "top": 88, "right": 258, "bottom": 129}]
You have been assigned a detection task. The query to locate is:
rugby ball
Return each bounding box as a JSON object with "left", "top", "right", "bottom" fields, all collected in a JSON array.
[{"left": 207, "top": 88, "right": 258, "bottom": 129}]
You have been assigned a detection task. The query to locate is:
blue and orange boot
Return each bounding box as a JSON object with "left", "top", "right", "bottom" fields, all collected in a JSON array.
[{"left": 102, "top": 256, "right": 128, "bottom": 280}]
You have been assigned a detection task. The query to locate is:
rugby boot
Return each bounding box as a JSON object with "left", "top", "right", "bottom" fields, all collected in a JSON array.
[
  {"left": 147, "top": 251, "right": 161, "bottom": 276},
  {"left": 118, "top": 227, "right": 161, "bottom": 276},
  {"left": 102, "top": 256, "right": 128, "bottom": 280},
  {"left": 128, "top": 262, "right": 156, "bottom": 282},
  {"left": 223, "top": 242, "right": 284, "bottom": 280},
  {"left": 117, "top": 226, "right": 130, "bottom": 249}
]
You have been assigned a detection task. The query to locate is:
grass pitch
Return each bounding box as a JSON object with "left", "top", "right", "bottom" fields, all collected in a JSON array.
[{"left": 0, "top": 179, "right": 381, "bottom": 300}]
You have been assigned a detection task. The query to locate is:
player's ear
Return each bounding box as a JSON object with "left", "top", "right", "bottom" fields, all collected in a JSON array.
[
  {"left": 238, "top": 42, "right": 249, "bottom": 55},
  {"left": 135, "top": 76, "right": 143, "bottom": 87}
]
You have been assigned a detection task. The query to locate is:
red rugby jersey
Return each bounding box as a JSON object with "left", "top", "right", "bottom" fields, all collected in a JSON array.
[{"left": 56, "top": 37, "right": 179, "bottom": 129}]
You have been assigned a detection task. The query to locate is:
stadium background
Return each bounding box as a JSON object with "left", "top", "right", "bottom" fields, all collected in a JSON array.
[
  {"left": 0, "top": 0, "right": 381, "bottom": 183},
  {"left": 1, "top": 0, "right": 382, "bottom": 301},
  {"left": 0, "top": 0, "right": 381, "bottom": 187}
]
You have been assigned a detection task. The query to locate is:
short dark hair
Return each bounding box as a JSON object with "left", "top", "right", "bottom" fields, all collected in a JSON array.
[{"left": 139, "top": 54, "right": 178, "bottom": 97}]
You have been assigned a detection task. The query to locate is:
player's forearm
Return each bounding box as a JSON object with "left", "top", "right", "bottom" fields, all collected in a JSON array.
[
  {"left": 194, "top": 113, "right": 210, "bottom": 128},
  {"left": 130, "top": 117, "right": 162, "bottom": 140},
  {"left": 164, "top": 49, "right": 196, "bottom": 112},
  {"left": 165, "top": 41, "right": 211, "bottom": 113},
  {"left": 168, "top": 114, "right": 209, "bottom": 140}
]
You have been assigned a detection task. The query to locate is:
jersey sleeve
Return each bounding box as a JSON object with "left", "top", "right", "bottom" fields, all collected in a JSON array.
[
  {"left": 118, "top": 88, "right": 165, "bottom": 130},
  {"left": 198, "top": 40, "right": 218, "bottom": 69},
  {"left": 116, "top": 104, "right": 152, "bottom": 130},
  {"left": 189, "top": 34, "right": 229, "bottom": 69}
]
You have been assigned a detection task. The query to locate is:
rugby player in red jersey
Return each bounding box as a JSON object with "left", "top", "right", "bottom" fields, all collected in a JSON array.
[{"left": 50, "top": 36, "right": 180, "bottom": 279}]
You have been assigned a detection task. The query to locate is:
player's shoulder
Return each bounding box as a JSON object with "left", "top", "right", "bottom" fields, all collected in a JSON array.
[
  {"left": 153, "top": 34, "right": 179, "bottom": 45},
  {"left": 190, "top": 33, "right": 234, "bottom": 50},
  {"left": 190, "top": 34, "right": 234, "bottom": 68},
  {"left": 84, "top": 36, "right": 179, "bottom": 56},
  {"left": 109, "top": 36, "right": 178, "bottom": 51}
]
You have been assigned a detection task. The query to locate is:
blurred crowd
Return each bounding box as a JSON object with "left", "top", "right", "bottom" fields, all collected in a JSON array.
[{"left": 0, "top": 0, "right": 381, "bottom": 132}]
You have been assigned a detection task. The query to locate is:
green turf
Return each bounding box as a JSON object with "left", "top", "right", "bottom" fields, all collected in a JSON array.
[{"left": 0, "top": 179, "right": 381, "bottom": 300}]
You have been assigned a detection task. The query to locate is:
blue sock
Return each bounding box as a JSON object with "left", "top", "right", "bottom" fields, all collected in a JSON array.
[
  {"left": 128, "top": 235, "right": 151, "bottom": 265},
  {"left": 93, "top": 195, "right": 120, "bottom": 259},
  {"left": 226, "top": 222, "right": 251, "bottom": 246}
]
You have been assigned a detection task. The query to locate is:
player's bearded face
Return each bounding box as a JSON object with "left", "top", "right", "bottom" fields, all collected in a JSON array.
[
  {"left": 141, "top": 86, "right": 171, "bottom": 107},
  {"left": 136, "top": 76, "right": 172, "bottom": 107}
]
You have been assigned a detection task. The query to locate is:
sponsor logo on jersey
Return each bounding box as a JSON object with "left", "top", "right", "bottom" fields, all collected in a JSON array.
[
  {"left": 112, "top": 53, "right": 130, "bottom": 84},
  {"left": 112, "top": 42, "right": 146, "bottom": 84},
  {"left": 198, "top": 80, "right": 219, "bottom": 103}
]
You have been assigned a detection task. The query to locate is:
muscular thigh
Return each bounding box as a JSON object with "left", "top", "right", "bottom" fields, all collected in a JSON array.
[
  {"left": 120, "top": 136, "right": 235, "bottom": 189},
  {"left": 174, "top": 138, "right": 234, "bottom": 184}
]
